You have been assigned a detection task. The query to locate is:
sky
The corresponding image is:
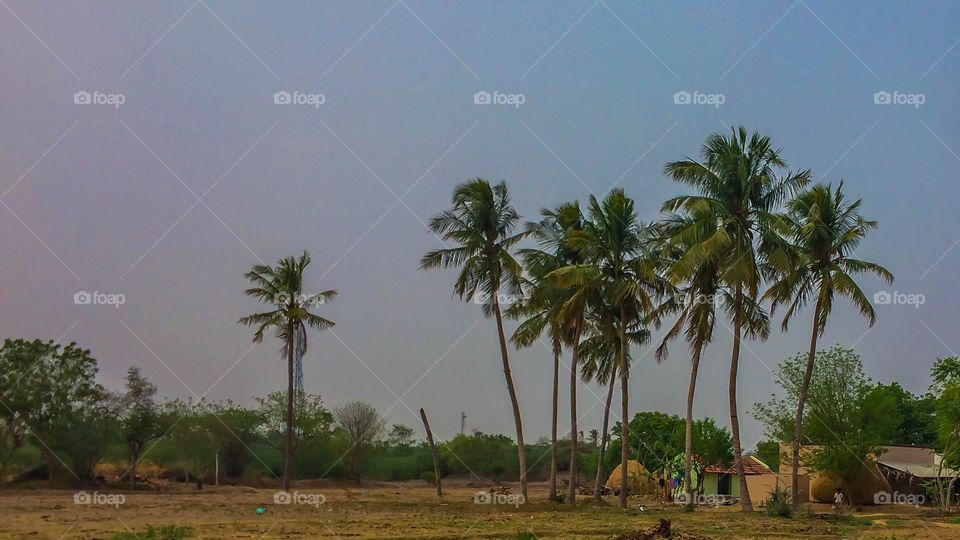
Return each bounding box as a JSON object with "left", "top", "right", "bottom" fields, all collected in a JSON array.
[{"left": 1, "top": 0, "right": 959, "bottom": 454}]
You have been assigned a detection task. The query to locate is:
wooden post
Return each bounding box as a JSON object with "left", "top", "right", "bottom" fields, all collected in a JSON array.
[{"left": 419, "top": 408, "right": 442, "bottom": 498}]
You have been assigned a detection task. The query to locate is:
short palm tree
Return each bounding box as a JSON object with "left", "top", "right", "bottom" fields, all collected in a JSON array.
[
  {"left": 511, "top": 202, "right": 586, "bottom": 504},
  {"left": 421, "top": 179, "right": 530, "bottom": 497},
  {"left": 763, "top": 182, "right": 893, "bottom": 510},
  {"left": 556, "top": 189, "right": 662, "bottom": 508},
  {"left": 663, "top": 127, "right": 810, "bottom": 511},
  {"left": 239, "top": 251, "right": 336, "bottom": 490},
  {"left": 578, "top": 300, "right": 649, "bottom": 501}
]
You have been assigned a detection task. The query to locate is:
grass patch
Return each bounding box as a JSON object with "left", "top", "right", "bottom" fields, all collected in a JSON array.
[{"left": 110, "top": 525, "right": 193, "bottom": 540}]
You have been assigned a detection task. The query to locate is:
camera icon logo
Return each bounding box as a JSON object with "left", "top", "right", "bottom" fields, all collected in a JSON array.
[
  {"left": 873, "top": 291, "right": 892, "bottom": 305},
  {"left": 473, "top": 491, "right": 492, "bottom": 504},
  {"left": 74, "top": 291, "right": 92, "bottom": 305},
  {"left": 874, "top": 91, "right": 892, "bottom": 105},
  {"left": 274, "top": 91, "right": 292, "bottom": 105},
  {"left": 474, "top": 91, "right": 492, "bottom": 105},
  {"left": 74, "top": 491, "right": 91, "bottom": 504},
  {"left": 673, "top": 91, "right": 692, "bottom": 105},
  {"left": 273, "top": 491, "right": 292, "bottom": 504},
  {"left": 874, "top": 490, "right": 890, "bottom": 504},
  {"left": 74, "top": 91, "right": 92, "bottom": 105}
]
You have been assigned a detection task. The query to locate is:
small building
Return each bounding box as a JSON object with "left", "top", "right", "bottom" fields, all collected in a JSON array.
[
  {"left": 702, "top": 456, "right": 782, "bottom": 501},
  {"left": 876, "top": 445, "right": 960, "bottom": 500}
]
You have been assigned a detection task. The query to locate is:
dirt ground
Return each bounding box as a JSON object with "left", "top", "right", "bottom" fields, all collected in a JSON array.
[{"left": 1, "top": 480, "right": 957, "bottom": 539}]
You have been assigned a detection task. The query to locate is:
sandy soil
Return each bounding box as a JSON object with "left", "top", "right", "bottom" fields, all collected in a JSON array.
[{"left": 1, "top": 480, "right": 957, "bottom": 539}]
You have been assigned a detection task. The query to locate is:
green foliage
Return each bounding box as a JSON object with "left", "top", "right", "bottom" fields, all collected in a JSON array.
[
  {"left": 869, "top": 382, "right": 937, "bottom": 446},
  {"left": 609, "top": 412, "right": 733, "bottom": 473},
  {"left": 753, "top": 440, "right": 781, "bottom": 472},
  {"left": 765, "top": 485, "right": 793, "bottom": 518},
  {"left": 441, "top": 432, "right": 518, "bottom": 481},
  {"left": 752, "top": 346, "right": 900, "bottom": 482}
]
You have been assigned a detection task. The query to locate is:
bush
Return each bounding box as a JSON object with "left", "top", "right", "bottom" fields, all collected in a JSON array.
[{"left": 765, "top": 486, "right": 793, "bottom": 518}]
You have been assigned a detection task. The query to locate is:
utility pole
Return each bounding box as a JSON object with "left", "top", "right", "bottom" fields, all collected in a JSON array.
[{"left": 460, "top": 412, "right": 466, "bottom": 435}]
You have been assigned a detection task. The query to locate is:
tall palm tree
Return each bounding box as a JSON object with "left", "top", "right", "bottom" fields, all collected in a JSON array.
[
  {"left": 421, "top": 179, "right": 530, "bottom": 497},
  {"left": 652, "top": 211, "right": 722, "bottom": 507},
  {"left": 506, "top": 203, "right": 581, "bottom": 499},
  {"left": 763, "top": 182, "right": 893, "bottom": 510},
  {"left": 556, "top": 189, "right": 661, "bottom": 508},
  {"left": 239, "top": 251, "right": 336, "bottom": 490},
  {"left": 663, "top": 127, "right": 810, "bottom": 511}
]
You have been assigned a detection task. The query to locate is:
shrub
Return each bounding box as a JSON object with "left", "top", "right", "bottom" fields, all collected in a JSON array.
[{"left": 765, "top": 486, "right": 793, "bottom": 518}]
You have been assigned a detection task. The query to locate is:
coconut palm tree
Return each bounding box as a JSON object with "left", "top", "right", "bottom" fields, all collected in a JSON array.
[
  {"left": 238, "top": 251, "right": 336, "bottom": 490},
  {"left": 651, "top": 211, "right": 722, "bottom": 507},
  {"left": 663, "top": 127, "right": 810, "bottom": 511},
  {"left": 506, "top": 203, "right": 581, "bottom": 499},
  {"left": 421, "top": 179, "right": 530, "bottom": 497},
  {"left": 555, "top": 189, "right": 662, "bottom": 508},
  {"left": 762, "top": 182, "right": 893, "bottom": 510},
  {"left": 578, "top": 301, "right": 649, "bottom": 501}
]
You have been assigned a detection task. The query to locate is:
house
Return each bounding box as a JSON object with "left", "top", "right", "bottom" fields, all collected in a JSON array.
[
  {"left": 701, "top": 456, "right": 788, "bottom": 502},
  {"left": 876, "top": 445, "right": 960, "bottom": 499}
]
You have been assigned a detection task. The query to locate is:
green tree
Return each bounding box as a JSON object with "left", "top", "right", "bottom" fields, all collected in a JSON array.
[
  {"left": 869, "top": 382, "right": 936, "bottom": 446},
  {"left": 421, "top": 179, "right": 530, "bottom": 497},
  {"left": 664, "top": 127, "right": 810, "bottom": 510},
  {"left": 752, "top": 440, "right": 782, "bottom": 473},
  {"left": 752, "top": 346, "right": 900, "bottom": 489},
  {"left": 239, "top": 251, "right": 337, "bottom": 490},
  {"left": 556, "top": 189, "right": 662, "bottom": 508},
  {"left": 118, "top": 366, "right": 171, "bottom": 489},
  {"left": 763, "top": 182, "right": 893, "bottom": 509},
  {"left": 441, "top": 432, "right": 517, "bottom": 481},
  {"left": 387, "top": 424, "right": 416, "bottom": 448},
  {"left": 929, "top": 357, "right": 960, "bottom": 513},
  {"left": 0, "top": 339, "right": 103, "bottom": 486}
]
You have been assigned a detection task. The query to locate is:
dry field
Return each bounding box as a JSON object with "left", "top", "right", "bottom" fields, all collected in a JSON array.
[{"left": 1, "top": 481, "right": 958, "bottom": 539}]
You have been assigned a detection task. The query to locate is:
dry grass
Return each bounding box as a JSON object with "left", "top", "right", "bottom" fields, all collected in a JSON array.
[{"left": 0, "top": 481, "right": 957, "bottom": 539}]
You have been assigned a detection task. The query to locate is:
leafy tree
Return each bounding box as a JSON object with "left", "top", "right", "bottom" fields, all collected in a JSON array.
[
  {"left": 870, "top": 382, "right": 936, "bottom": 446},
  {"left": 255, "top": 390, "right": 333, "bottom": 451},
  {"left": 752, "top": 346, "right": 900, "bottom": 487},
  {"left": 0, "top": 339, "right": 103, "bottom": 486},
  {"left": 421, "top": 179, "right": 530, "bottom": 497},
  {"left": 664, "top": 127, "right": 810, "bottom": 511},
  {"left": 763, "top": 181, "right": 892, "bottom": 509},
  {"left": 441, "top": 432, "right": 517, "bottom": 481},
  {"left": 239, "top": 251, "right": 337, "bottom": 490},
  {"left": 333, "top": 401, "right": 384, "bottom": 482},
  {"left": 752, "top": 440, "right": 782, "bottom": 473},
  {"left": 387, "top": 424, "right": 415, "bottom": 448},
  {"left": 929, "top": 357, "right": 960, "bottom": 513},
  {"left": 118, "top": 367, "right": 171, "bottom": 489}
]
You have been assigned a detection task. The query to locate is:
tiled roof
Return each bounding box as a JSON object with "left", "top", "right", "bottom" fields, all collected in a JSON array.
[{"left": 703, "top": 456, "right": 772, "bottom": 475}]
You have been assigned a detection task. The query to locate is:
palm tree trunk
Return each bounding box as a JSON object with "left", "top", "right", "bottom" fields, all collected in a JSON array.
[
  {"left": 618, "top": 303, "right": 630, "bottom": 509},
  {"left": 549, "top": 338, "right": 560, "bottom": 500},
  {"left": 283, "top": 319, "right": 294, "bottom": 491},
  {"left": 492, "top": 291, "right": 527, "bottom": 498},
  {"left": 729, "top": 288, "right": 752, "bottom": 512},
  {"left": 684, "top": 343, "right": 704, "bottom": 507},
  {"left": 568, "top": 316, "right": 584, "bottom": 505},
  {"left": 593, "top": 375, "right": 616, "bottom": 501},
  {"left": 792, "top": 295, "right": 823, "bottom": 511}
]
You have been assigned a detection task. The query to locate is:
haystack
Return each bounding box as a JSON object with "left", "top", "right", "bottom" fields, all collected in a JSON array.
[
  {"left": 605, "top": 460, "right": 657, "bottom": 495},
  {"left": 810, "top": 462, "right": 891, "bottom": 505}
]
